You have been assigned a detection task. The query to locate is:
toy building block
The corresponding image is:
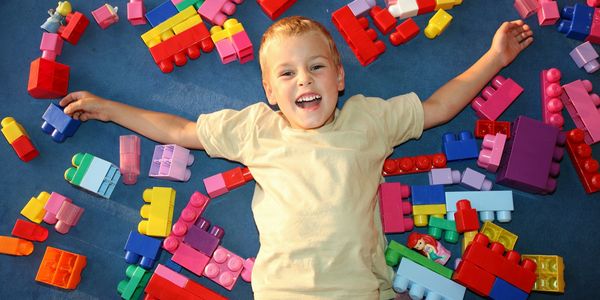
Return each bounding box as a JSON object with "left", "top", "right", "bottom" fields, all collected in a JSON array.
[
  {"left": 165, "top": 258, "right": 183, "bottom": 272},
  {"left": 124, "top": 231, "right": 162, "bottom": 269},
  {"left": 139, "top": 187, "right": 175, "bottom": 237},
  {"left": 348, "top": 0, "right": 375, "bottom": 17},
  {"left": 127, "top": 0, "right": 147, "bottom": 26},
  {"left": 40, "top": 32, "right": 63, "bottom": 61},
  {"left": 412, "top": 204, "right": 446, "bottom": 227},
  {"left": 117, "top": 265, "right": 151, "bottom": 300},
  {"left": 461, "top": 168, "right": 492, "bottom": 191},
  {"left": 538, "top": 0, "right": 559, "bottom": 26},
  {"left": 383, "top": 153, "right": 447, "bottom": 176},
  {"left": 36, "top": 246, "right": 87, "bottom": 289},
  {"left": 411, "top": 185, "right": 445, "bottom": 205},
  {"left": 588, "top": 8, "right": 600, "bottom": 44},
  {"left": 591, "top": 0, "right": 600, "bottom": 7},
  {"left": 203, "top": 166, "right": 253, "bottom": 198},
  {"left": 65, "top": 152, "right": 121, "bottom": 198},
  {"left": 223, "top": 19, "right": 254, "bottom": 63},
  {"left": 172, "top": 242, "right": 211, "bottom": 276},
  {"left": 480, "top": 221, "right": 517, "bottom": 251},
  {"left": 28, "top": 57, "right": 70, "bottom": 99},
  {"left": 41, "top": 103, "right": 81, "bottom": 143},
  {"left": 561, "top": 79, "right": 600, "bottom": 145},
  {"left": 0, "top": 236, "right": 34, "bottom": 256},
  {"left": 210, "top": 24, "right": 238, "bottom": 64},
  {"left": 557, "top": 3, "right": 593, "bottom": 41},
  {"left": 198, "top": 0, "right": 243, "bottom": 26},
  {"left": 203, "top": 246, "right": 245, "bottom": 290},
  {"left": 435, "top": 0, "right": 461, "bottom": 11},
  {"left": 472, "top": 75, "right": 523, "bottom": 121},
  {"left": 496, "top": 116, "right": 565, "bottom": 194},
  {"left": 442, "top": 131, "right": 478, "bottom": 161},
  {"left": 21, "top": 191, "right": 51, "bottom": 224},
  {"left": 393, "top": 258, "right": 466, "bottom": 300},
  {"left": 390, "top": 18, "right": 419, "bottom": 46},
  {"left": 163, "top": 191, "right": 210, "bottom": 254},
  {"left": 258, "top": 0, "right": 298, "bottom": 19},
  {"left": 424, "top": 9, "right": 452, "bottom": 39},
  {"left": 428, "top": 216, "right": 458, "bottom": 243},
  {"left": 370, "top": 6, "right": 396, "bottom": 35},
  {"left": 477, "top": 133, "right": 507, "bottom": 173},
  {"left": 241, "top": 257, "right": 254, "bottom": 282},
  {"left": 43, "top": 192, "right": 70, "bottom": 224},
  {"left": 540, "top": 68, "right": 564, "bottom": 129},
  {"left": 183, "top": 217, "right": 224, "bottom": 256},
  {"left": 1, "top": 117, "right": 39, "bottom": 162},
  {"left": 388, "top": 0, "right": 418, "bottom": 19},
  {"left": 521, "top": 254, "right": 565, "bottom": 293},
  {"left": 92, "top": 4, "right": 119, "bottom": 29},
  {"left": 453, "top": 199, "right": 479, "bottom": 233},
  {"left": 331, "top": 5, "right": 386, "bottom": 66},
  {"left": 173, "top": 0, "right": 205, "bottom": 11},
  {"left": 141, "top": 7, "right": 199, "bottom": 47},
  {"left": 565, "top": 128, "right": 600, "bottom": 193},
  {"left": 120, "top": 135, "right": 141, "bottom": 185},
  {"left": 428, "top": 168, "right": 460, "bottom": 185},
  {"left": 385, "top": 240, "right": 453, "bottom": 279},
  {"left": 12, "top": 219, "right": 48, "bottom": 242},
  {"left": 43, "top": 192, "right": 84, "bottom": 234},
  {"left": 489, "top": 277, "right": 528, "bottom": 300},
  {"left": 378, "top": 182, "right": 413, "bottom": 233},
  {"left": 416, "top": 0, "right": 436, "bottom": 15},
  {"left": 474, "top": 119, "right": 511, "bottom": 139},
  {"left": 145, "top": 264, "right": 227, "bottom": 300},
  {"left": 41, "top": 1, "right": 72, "bottom": 33},
  {"left": 446, "top": 190, "right": 514, "bottom": 223},
  {"left": 570, "top": 41, "right": 600, "bottom": 73},
  {"left": 146, "top": 0, "right": 179, "bottom": 27},
  {"left": 149, "top": 144, "right": 194, "bottom": 181},
  {"left": 513, "top": 0, "right": 538, "bottom": 19},
  {"left": 58, "top": 11, "right": 90, "bottom": 44},
  {"left": 453, "top": 258, "right": 496, "bottom": 297}
]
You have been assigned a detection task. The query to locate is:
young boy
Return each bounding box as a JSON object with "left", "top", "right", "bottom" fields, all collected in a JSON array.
[{"left": 60, "top": 16, "right": 532, "bottom": 299}]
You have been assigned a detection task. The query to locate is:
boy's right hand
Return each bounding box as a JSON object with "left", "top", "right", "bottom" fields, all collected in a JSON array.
[{"left": 59, "top": 91, "right": 112, "bottom": 122}]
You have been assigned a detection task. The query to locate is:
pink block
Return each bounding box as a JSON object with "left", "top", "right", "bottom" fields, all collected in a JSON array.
[
  {"left": 378, "top": 182, "right": 413, "bottom": 234},
  {"left": 587, "top": 8, "right": 600, "bottom": 45},
  {"left": 478, "top": 133, "right": 507, "bottom": 173},
  {"left": 40, "top": 32, "right": 63, "bottom": 61},
  {"left": 172, "top": 242, "right": 211, "bottom": 276},
  {"left": 537, "top": 0, "right": 559, "bottom": 26},
  {"left": 120, "top": 135, "right": 141, "bottom": 185},
  {"left": 348, "top": 0, "right": 377, "bottom": 16},
  {"left": 540, "top": 68, "right": 564, "bottom": 129},
  {"left": 472, "top": 75, "right": 523, "bottom": 121},
  {"left": 55, "top": 201, "right": 84, "bottom": 234},
  {"left": 514, "top": 0, "right": 539, "bottom": 19},
  {"left": 589, "top": 0, "right": 600, "bottom": 7},
  {"left": 203, "top": 173, "right": 228, "bottom": 198},
  {"left": 43, "top": 192, "right": 72, "bottom": 224},
  {"left": 198, "top": 0, "right": 241, "bottom": 26},
  {"left": 214, "top": 39, "right": 237, "bottom": 64},
  {"left": 231, "top": 31, "right": 253, "bottom": 63},
  {"left": 149, "top": 144, "right": 194, "bottom": 181},
  {"left": 154, "top": 264, "right": 188, "bottom": 287},
  {"left": 241, "top": 257, "right": 254, "bottom": 282},
  {"left": 461, "top": 167, "right": 493, "bottom": 191},
  {"left": 203, "top": 246, "right": 244, "bottom": 290},
  {"left": 561, "top": 80, "right": 600, "bottom": 145},
  {"left": 127, "top": 0, "right": 147, "bottom": 26},
  {"left": 163, "top": 191, "right": 210, "bottom": 254},
  {"left": 92, "top": 4, "right": 119, "bottom": 29}
]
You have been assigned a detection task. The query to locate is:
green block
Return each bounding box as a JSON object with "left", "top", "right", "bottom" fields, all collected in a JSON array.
[
  {"left": 175, "top": 0, "right": 204, "bottom": 11},
  {"left": 385, "top": 240, "right": 453, "bottom": 279},
  {"left": 64, "top": 152, "right": 94, "bottom": 185},
  {"left": 428, "top": 217, "right": 459, "bottom": 244},
  {"left": 117, "top": 265, "right": 150, "bottom": 300}
]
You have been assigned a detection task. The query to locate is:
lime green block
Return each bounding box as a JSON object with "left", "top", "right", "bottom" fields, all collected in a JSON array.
[
  {"left": 175, "top": 0, "right": 204, "bottom": 11},
  {"left": 65, "top": 152, "right": 94, "bottom": 185},
  {"left": 385, "top": 240, "right": 453, "bottom": 279},
  {"left": 428, "top": 217, "right": 459, "bottom": 244}
]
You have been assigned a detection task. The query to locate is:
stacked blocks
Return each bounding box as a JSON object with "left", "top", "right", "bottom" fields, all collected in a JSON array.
[
  {"left": 183, "top": 217, "right": 224, "bottom": 256},
  {"left": 64, "top": 152, "right": 121, "bottom": 199},
  {"left": 428, "top": 216, "right": 458, "bottom": 243},
  {"left": 28, "top": 33, "right": 70, "bottom": 99},
  {"left": 11, "top": 219, "right": 49, "bottom": 242},
  {"left": 1, "top": 117, "right": 39, "bottom": 162},
  {"left": 385, "top": 240, "right": 454, "bottom": 279},
  {"left": 538, "top": 0, "right": 559, "bottom": 26},
  {"left": 521, "top": 255, "right": 565, "bottom": 293},
  {"left": 480, "top": 221, "right": 518, "bottom": 251},
  {"left": 570, "top": 41, "right": 600, "bottom": 73},
  {"left": 460, "top": 167, "right": 493, "bottom": 191},
  {"left": 149, "top": 144, "right": 194, "bottom": 181},
  {"left": 124, "top": 231, "right": 162, "bottom": 269},
  {"left": 257, "top": 0, "right": 298, "bottom": 20},
  {"left": 428, "top": 168, "right": 460, "bottom": 185},
  {"left": 424, "top": 9, "right": 452, "bottom": 39},
  {"left": 144, "top": 264, "right": 226, "bottom": 299},
  {"left": 389, "top": 18, "right": 420, "bottom": 46},
  {"left": 383, "top": 153, "right": 447, "bottom": 176},
  {"left": 0, "top": 236, "right": 34, "bottom": 256},
  {"left": 120, "top": 135, "right": 141, "bottom": 185},
  {"left": 203, "top": 166, "right": 253, "bottom": 198},
  {"left": 145, "top": 1, "right": 178, "bottom": 27},
  {"left": 378, "top": 182, "right": 413, "bottom": 233},
  {"left": 198, "top": 0, "right": 244, "bottom": 26},
  {"left": 442, "top": 131, "right": 478, "bottom": 161},
  {"left": 513, "top": 0, "right": 538, "bottom": 19},
  {"left": 348, "top": 0, "right": 376, "bottom": 17},
  {"left": 474, "top": 119, "right": 511, "bottom": 139},
  {"left": 163, "top": 191, "right": 211, "bottom": 254},
  {"left": 41, "top": 102, "right": 81, "bottom": 143},
  {"left": 58, "top": 11, "right": 90, "bottom": 45},
  {"left": 370, "top": 6, "right": 396, "bottom": 34},
  {"left": 203, "top": 246, "right": 245, "bottom": 290},
  {"left": 21, "top": 191, "right": 51, "bottom": 224},
  {"left": 557, "top": 4, "right": 594, "bottom": 41},
  {"left": 36, "top": 246, "right": 87, "bottom": 289},
  {"left": 43, "top": 192, "right": 84, "bottom": 234},
  {"left": 477, "top": 133, "right": 507, "bottom": 173},
  {"left": 210, "top": 23, "right": 237, "bottom": 64},
  {"left": 127, "top": 0, "right": 147, "bottom": 26},
  {"left": 496, "top": 116, "right": 565, "bottom": 194},
  {"left": 472, "top": 75, "right": 523, "bottom": 121},
  {"left": 446, "top": 191, "right": 514, "bottom": 223},
  {"left": 411, "top": 185, "right": 445, "bottom": 227},
  {"left": 393, "top": 258, "right": 466, "bottom": 299},
  {"left": 331, "top": 5, "right": 386, "bottom": 66},
  {"left": 117, "top": 265, "right": 151, "bottom": 300},
  {"left": 210, "top": 18, "right": 254, "bottom": 64},
  {"left": 453, "top": 199, "right": 480, "bottom": 253},
  {"left": 540, "top": 68, "right": 564, "bottom": 129},
  {"left": 561, "top": 79, "right": 600, "bottom": 145},
  {"left": 92, "top": 4, "right": 119, "bottom": 29},
  {"left": 489, "top": 277, "right": 528, "bottom": 300},
  {"left": 139, "top": 187, "right": 175, "bottom": 237},
  {"left": 565, "top": 128, "right": 600, "bottom": 193}
]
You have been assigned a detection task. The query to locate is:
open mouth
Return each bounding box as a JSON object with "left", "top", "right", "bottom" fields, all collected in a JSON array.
[{"left": 295, "top": 94, "right": 322, "bottom": 109}]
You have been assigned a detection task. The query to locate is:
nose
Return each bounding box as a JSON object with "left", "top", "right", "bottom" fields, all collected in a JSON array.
[{"left": 297, "top": 69, "right": 313, "bottom": 86}]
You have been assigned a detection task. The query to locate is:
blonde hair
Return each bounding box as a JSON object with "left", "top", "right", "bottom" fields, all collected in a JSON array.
[{"left": 259, "top": 16, "right": 341, "bottom": 76}]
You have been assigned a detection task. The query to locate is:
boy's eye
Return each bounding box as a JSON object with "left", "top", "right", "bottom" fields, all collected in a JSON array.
[
  {"left": 279, "top": 71, "right": 293, "bottom": 77},
  {"left": 311, "top": 65, "right": 325, "bottom": 71}
]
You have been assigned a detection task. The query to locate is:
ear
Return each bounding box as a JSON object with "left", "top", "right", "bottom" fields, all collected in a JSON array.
[
  {"left": 262, "top": 79, "right": 277, "bottom": 105},
  {"left": 337, "top": 65, "right": 345, "bottom": 92}
]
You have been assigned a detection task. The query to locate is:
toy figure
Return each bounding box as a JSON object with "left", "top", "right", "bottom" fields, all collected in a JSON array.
[
  {"left": 406, "top": 232, "right": 451, "bottom": 265},
  {"left": 41, "top": 1, "right": 72, "bottom": 33}
]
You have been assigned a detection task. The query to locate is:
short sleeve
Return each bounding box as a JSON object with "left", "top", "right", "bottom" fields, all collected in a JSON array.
[{"left": 367, "top": 92, "right": 424, "bottom": 147}]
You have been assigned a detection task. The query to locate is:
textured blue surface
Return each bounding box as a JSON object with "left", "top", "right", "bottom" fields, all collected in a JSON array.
[{"left": 1, "top": 0, "right": 598, "bottom": 299}]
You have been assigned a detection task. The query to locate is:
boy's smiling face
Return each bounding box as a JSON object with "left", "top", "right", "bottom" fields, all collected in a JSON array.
[{"left": 262, "top": 31, "right": 345, "bottom": 130}]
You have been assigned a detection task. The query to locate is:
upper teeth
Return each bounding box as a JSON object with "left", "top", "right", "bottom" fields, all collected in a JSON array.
[{"left": 297, "top": 95, "right": 320, "bottom": 102}]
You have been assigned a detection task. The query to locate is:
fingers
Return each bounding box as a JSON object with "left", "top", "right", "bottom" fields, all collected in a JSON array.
[{"left": 59, "top": 91, "right": 86, "bottom": 107}]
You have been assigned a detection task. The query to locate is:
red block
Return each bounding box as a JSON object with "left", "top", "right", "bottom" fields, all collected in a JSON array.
[
  {"left": 184, "top": 277, "right": 227, "bottom": 300},
  {"left": 565, "top": 128, "right": 600, "bottom": 193},
  {"left": 144, "top": 270, "right": 226, "bottom": 300},
  {"left": 416, "top": 0, "right": 436, "bottom": 14},
  {"left": 331, "top": 5, "right": 386, "bottom": 66},
  {"left": 474, "top": 119, "right": 511, "bottom": 139},
  {"left": 453, "top": 259, "right": 495, "bottom": 297},
  {"left": 390, "top": 18, "right": 420, "bottom": 46},
  {"left": 149, "top": 23, "right": 214, "bottom": 73},
  {"left": 222, "top": 167, "right": 253, "bottom": 190},
  {"left": 12, "top": 219, "right": 48, "bottom": 242},
  {"left": 257, "top": 0, "right": 298, "bottom": 20},
  {"left": 28, "top": 57, "right": 70, "bottom": 99},
  {"left": 453, "top": 199, "right": 479, "bottom": 233},
  {"left": 11, "top": 135, "right": 40, "bottom": 162},
  {"left": 58, "top": 12, "right": 90, "bottom": 45},
  {"left": 382, "top": 153, "right": 447, "bottom": 176},
  {"left": 369, "top": 5, "right": 396, "bottom": 35}
]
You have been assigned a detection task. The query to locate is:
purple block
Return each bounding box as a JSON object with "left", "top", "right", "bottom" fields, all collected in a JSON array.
[
  {"left": 496, "top": 116, "right": 566, "bottom": 194},
  {"left": 149, "top": 144, "right": 194, "bottom": 181},
  {"left": 460, "top": 167, "right": 492, "bottom": 191},
  {"left": 183, "top": 217, "right": 224, "bottom": 256},
  {"left": 429, "top": 168, "right": 461, "bottom": 185},
  {"left": 348, "top": 0, "right": 376, "bottom": 16},
  {"left": 570, "top": 41, "right": 600, "bottom": 73},
  {"left": 124, "top": 231, "right": 162, "bottom": 269}
]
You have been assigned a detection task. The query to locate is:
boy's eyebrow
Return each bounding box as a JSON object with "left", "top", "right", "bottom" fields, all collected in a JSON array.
[{"left": 273, "top": 55, "right": 330, "bottom": 69}]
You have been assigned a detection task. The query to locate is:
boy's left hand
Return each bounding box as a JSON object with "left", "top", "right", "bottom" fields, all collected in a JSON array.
[{"left": 489, "top": 20, "right": 533, "bottom": 68}]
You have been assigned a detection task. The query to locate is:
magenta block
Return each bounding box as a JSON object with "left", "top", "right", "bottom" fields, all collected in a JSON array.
[
  {"left": 428, "top": 168, "right": 460, "bottom": 185},
  {"left": 537, "top": 0, "right": 559, "bottom": 26},
  {"left": 149, "top": 144, "right": 194, "bottom": 181},
  {"left": 514, "top": 0, "right": 539, "bottom": 19},
  {"left": 378, "top": 182, "right": 413, "bottom": 233},
  {"left": 561, "top": 80, "right": 600, "bottom": 145},
  {"left": 197, "top": 0, "right": 241, "bottom": 26},
  {"left": 154, "top": 264, "right": 188, "bottom": 287},
  {"left": 55, "top": 201, "right": 84, "bottom": 234},
  {"left": 231, "top": 31, "right": 253, "bottom": 63},
  {"left": 183, "top": 217, "right": 224, "bottom": 256},
  {"left": 43, "top": 192, "right": 71, "bottom": 224},
  {"left": 163, "top": 191, "right": 210, "bottom": 254},
  {"left": 127, "top": 0, "right": 147, "bottom": 26},
  {"left": 172, "top": 242, "right": 211, "bottom": 276},
  {"left": 496, "top": 116, "right": 565, "bottom": 194},
  {"left": 120, "top": 135, "right": 141, "bottom": 185},
  {"left": 203, "top": 246, "right": 244, "bottom": 290},
  {"left": 40, "top": 32, "right": 63, "bottom": 61},
  {"left": 241, "top": 257, "right": 254, "bottom": 282},
  {"left": 348, "top": 0, "right": 376, "bottom": 16},
  {"left": 214, "top": 38, "right": 237, "bottom": 64},
  {"left": 460, "top": 167, "right": 493, "bottom": 191},
  {"left": 570, "top": 41, "right": 600, "bottom": 73},
  {"left": 477, "top": 133, "right": 507, "bottom": 173},
  {"left": 92, "top": 4, "right": 120, "bottom": 29},
  {"left": 472, "top": 75, "right": 523, "bottom": 121},
  {"left": 540, "top": 68, "right": 564, "bottom": 129},
  {"left": 203, "top": 173, "right": 228, "bottom": 198}
]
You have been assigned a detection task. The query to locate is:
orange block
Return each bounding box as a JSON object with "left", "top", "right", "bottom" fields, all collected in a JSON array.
[
  {"left": 36, "top": 246, "right": 87, "bottom": 289},
  {"left": 0, "top": 236, "right": 34, "bottom": 256}
]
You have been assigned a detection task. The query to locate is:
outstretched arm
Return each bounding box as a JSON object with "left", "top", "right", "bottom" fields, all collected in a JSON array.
[
  {"left": 59, "top": 91, "right": 204, "bottom": 149},
  {"left": 422, "top": 20, "right": 533, "bottom": 130}
]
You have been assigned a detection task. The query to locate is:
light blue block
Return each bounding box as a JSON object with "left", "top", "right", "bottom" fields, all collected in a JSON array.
[
  {"left": 393, "top": 258, "right": 466, "bottom": 300},
  {"left": 79, "top": 156, "right": 120, "bottom": 198},
  {"left": 445, "top": 191, "right": 513, "bottom": 223}
]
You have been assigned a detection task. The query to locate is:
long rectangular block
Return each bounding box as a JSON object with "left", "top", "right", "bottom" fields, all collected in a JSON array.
[
  {"left": 565, "top": 128, "right": 600, "bottom": 193},
  {"left": 393, "top": 258, "right": 466, "bottom": 300},
  {"left": 472, "top": 76, "right": 523, "bottom": 121},
  {"left": 378, "top": 182, "right": 413, "bottom": 233},
  {"left": 561, "top": 79, "right": 600, "bottom": 145},
  {"left": 445, "top": 191, "right": 514, "bottom": 223},
  {"left": 163, "top": 191, "right": 210, "bottom": 254}
]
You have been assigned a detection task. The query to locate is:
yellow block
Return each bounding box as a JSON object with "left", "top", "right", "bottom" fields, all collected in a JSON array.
[
  {"left": 223, "top": 18, "right": 244, "bottom": 37},
  {"left": 139, "top": 187, "right": 175, "bottom": 237},
  {"left": 210, "top": 25, "right": 229, "bottom": 43},
  {"left": 141, "top": 6, "right": 198, "bottom": 47},
  {"left": 172, "top": 14, "right": 202, "bottom": 35},
  {"left": 522, "top": 254, "right": 565, "bottom": 293},
  {"left": 413, "top": 204, "right": 446, "bottom": 227},
  {"left": 461, "top": 230, "right": 477, "bottom": 254},
  {"left": 21, "top": 191, "right": 51, "bottom": 224},
  {"left": 480, "top": 221, "right": 518, "bottom": 250},
  {"left": 1, "top": 117, "right": 27, "bottom": 144},
  {"left": 435, "top": 0, "right": 456, "bottom": 10},
  {"left": 424, "top": 9, "right": 453, "bottom": 39}
]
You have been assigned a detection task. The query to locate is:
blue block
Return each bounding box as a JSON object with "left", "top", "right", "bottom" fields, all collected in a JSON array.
[
  {"left": 145, "top": 1, "right": 179, "bottom": 27},
  {"left": 558, "top": 4, "right": 593, "bottom": 41},
  {"left": 165, "top": 258, "right": 183, "bottom": 273},
  {"left": 442, "top": 131, "right": 478, "bottom": 161},
  {"left": 41, "top": 103, "right": 81, "bottom": 143},
  {"left": 124, "top": 231, "right": 162, "bottom": 269},
  {"left": 98, "top": 165, "right": 120, "bottom": 198},
  {"left": 489, "top": 278, "right": 528, "bottom": 300},
  {"left": 411, "top": 185, "right": 445, "bottom": 205}
]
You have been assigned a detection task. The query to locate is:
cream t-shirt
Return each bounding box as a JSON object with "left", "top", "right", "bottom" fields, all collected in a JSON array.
[{"left": 197, "top": 93, "right": 424, "bottom": 299}]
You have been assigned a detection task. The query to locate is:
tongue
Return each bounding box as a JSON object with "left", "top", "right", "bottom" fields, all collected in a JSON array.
[{"left": 297, "top": 99, "right": 320, "bottom": 109}]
